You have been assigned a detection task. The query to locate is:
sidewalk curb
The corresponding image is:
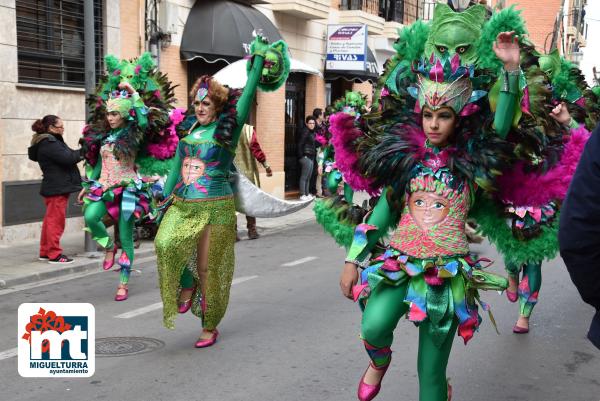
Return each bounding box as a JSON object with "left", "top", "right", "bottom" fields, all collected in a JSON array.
[
  {"left": 0, "top": 248, "right": 155, "bottom": 290},
  {"left": 0, "top": 212, "right": 315, "bottom": 290}
]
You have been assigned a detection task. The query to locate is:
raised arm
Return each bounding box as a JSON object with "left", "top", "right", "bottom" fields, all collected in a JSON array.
[
  {"left": 491, "top": 31, "right": 521, "bottom": 139},
  {"left": 235, "top": 37, "right": 268, "bottom": 129}
]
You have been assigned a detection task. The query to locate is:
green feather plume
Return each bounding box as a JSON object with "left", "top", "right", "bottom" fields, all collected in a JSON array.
[
  {"left": 374, "top": 20, "right": 430, "bottom": 105},
  {"left": 477, "top": 6, "right": 528, "bottom": 72},
  {"left": 313, "top": 198, "right": 362, "bottom": 249},
  {"left": 136, "top": 152, "right": 174, "bottom": 177},
  {"left": 469, "top": 196, "right": 559, "bottom": 266}
]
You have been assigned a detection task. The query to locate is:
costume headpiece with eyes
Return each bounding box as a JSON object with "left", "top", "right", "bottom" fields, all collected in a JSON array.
[
  {"left": 408, "top": 54, "right": 487, "bottom": 116},
  {"left": 81, "top": 52, "right": 183, "bottom": 175}
]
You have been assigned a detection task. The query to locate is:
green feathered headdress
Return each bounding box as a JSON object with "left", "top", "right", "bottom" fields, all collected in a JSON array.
[{"left": 248, "top": 40, "right": 291, "bottom": 92}]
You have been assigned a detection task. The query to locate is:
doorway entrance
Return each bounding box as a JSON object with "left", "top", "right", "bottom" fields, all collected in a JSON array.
[{"left": 284, "top": 73, "right": 306, "bottom": 194}]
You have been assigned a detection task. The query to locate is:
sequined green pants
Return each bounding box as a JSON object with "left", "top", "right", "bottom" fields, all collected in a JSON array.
[{"left": 155, "top": 197, "right": 236, "bottom": 330}]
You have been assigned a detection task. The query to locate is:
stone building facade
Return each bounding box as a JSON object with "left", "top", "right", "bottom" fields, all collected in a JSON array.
[{"left": 2, "top": 0, "right": 567, "bottom": 244}]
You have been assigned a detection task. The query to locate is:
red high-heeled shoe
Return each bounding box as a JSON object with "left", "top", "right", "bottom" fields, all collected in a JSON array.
[
  {"left": 103, "top": 244, "right": 118, "bottom": 270},
  {"left": 178, "top": 287, "right": 196, "bottom": 313},
  {"left": 357, "top": 361, "right": 390, "bottom": 401},
  {"left": 194, "top": 329, "right": 219, "bottom": 348}
]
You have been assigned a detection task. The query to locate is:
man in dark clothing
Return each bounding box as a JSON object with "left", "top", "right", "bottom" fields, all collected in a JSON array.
[
  {"left": 297, "top": 115, "right": 317, "bottom": 200},
  {"left": 559, "top": 123, "right": 600, "bottom": 350},
  {"left": 29, "top": 115, "right": 83, "bottom": 264}
]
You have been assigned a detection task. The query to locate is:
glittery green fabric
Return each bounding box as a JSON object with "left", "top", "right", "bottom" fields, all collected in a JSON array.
[{"left": 155, "top": 197, "right": 236, "bottom": 329}]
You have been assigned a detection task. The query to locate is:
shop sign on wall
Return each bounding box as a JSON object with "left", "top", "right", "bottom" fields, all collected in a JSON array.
[{"left": 326, "top": 24, "right": 367, "bottom": 71}]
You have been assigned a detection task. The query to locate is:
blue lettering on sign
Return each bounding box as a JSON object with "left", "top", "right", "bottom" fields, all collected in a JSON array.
[{"left": 326, "top": 54, "right": 365, "bottom": 62}]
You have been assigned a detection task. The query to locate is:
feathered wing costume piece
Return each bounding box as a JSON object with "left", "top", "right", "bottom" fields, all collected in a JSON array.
[
  {"left": 81, "top": 52, "right": 180, "bottom": 176},
  {"left": 472, "top": 124, "right": 591, "bottom": 266},
  {"left": 314, "top": 92, "right": 372, "bottom": 248}
]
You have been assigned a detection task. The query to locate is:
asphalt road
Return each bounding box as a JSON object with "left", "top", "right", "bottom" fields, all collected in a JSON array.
[{"left": 0, "top": 222, "right": 598, "bottom": 401}]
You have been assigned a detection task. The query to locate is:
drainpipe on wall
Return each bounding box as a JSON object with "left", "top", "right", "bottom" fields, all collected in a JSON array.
[{"left": 83, "top": 0, "right": 101, "bottom": 256}]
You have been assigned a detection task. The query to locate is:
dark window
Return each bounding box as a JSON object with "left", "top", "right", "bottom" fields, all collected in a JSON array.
[
  {"left": 2, "top": 181, "right": 82, "bottom": 226},
  {"left": 16, "top": 0, "right": 104, "bottom": 87}
]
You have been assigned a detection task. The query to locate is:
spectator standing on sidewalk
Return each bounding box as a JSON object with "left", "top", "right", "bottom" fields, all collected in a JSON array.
[
  {"left": 28, "top": 115, "right": 83, "bottom": 264},
  {"left": 559, "top": 122, "right": 600, "bottom": 350},
  {"left": 297, "top": 115, "right": 317, "bottom": 200},
  {"left": 311, "top": 108, "right": 325, "bottom": 197},
  {"left": 234, "top": 124, "right": 273, "bottom": 239}
]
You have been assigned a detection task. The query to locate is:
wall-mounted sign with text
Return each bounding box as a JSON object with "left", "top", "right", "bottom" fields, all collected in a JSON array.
[{"left": 326, "top": 24, "right": 367, "bottom": 71}]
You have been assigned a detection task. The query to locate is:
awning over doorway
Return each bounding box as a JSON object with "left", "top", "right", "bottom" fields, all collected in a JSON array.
[
  {"left": 324, "top": 47, "right": 380, "bottom": 82},
  {"left": 213, "top": 58, "right": 322, "bottom": 88},
  {"left": 180, "top": 0, "right": 283, "bottom": 63}
]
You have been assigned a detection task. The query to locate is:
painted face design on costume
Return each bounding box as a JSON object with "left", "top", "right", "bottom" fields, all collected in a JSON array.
[
  {"left": 424, "top": 4, "right": 486, "bottom": 65},
  {"left": 408, "top": 191, "right": 450, "bottom": 230},
  {"left": 181, "top": 157, "right": 206, "bottom": 185}
]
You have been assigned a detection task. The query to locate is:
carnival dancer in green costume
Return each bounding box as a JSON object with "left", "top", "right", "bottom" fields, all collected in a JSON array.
[
  {"left": 154, "top": 35, "right": 289, "bottom": 348},
  {"left": 314, "top": 91, "right": 371, "bottom": 248},
  {"left": 81, "top": 53, "right": 179, "bottom": 302},
  {"left": 472, "top": 49, "right": 594, "bottom": 334},
  {"left": 328, "top": 30, "right": 522, "bottom": 401}
]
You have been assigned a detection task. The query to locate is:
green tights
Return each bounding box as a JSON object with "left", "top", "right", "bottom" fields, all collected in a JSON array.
[
  {"left": 361, "top": 282, "right": 457, "bottom": 401},
  {"left": 505, "top": 261, "right": 542, "bottom": 317},
  {"left": 84, "top": 200, "right": 135, "bottom": 284}
]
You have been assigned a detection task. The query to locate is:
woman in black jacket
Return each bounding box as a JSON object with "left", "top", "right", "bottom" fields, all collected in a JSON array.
[
  {"left": 28, "top": 115, "right": 83, "bottom": 264},
  {"left": 297, "top": 115, "right": 317, "bottom": 200}
]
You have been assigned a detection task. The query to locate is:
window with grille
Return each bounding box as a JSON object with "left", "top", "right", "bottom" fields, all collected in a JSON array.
[{"left": 16, "top": 0, "right": 104, "bottom": 87}]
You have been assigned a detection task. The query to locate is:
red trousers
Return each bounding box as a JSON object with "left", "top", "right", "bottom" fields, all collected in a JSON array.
[{"left": 40, "top": 194, "right": 69, "bottom": 259}]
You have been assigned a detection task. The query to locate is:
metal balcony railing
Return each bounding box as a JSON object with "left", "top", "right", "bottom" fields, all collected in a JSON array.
[{"left": 339, "top": 0, "right": 380, "bottom": 15}]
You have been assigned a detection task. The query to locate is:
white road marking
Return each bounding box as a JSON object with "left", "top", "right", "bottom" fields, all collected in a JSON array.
[
  {"left": 0, "top": 275, "right": 260, "bottom": 360},
  {"left": 281, "top": 256, "right": 318, "bottom": 267},
  {"left": 115, "top": 275, "right": 259, "bottom": 319},
  {"left": 0, "top": 348, "right": 17, "bottom": 361}
]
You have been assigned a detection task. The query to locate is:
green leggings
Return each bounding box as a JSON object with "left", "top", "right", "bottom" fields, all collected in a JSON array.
[
  {"left": 180, "top": 267, "right": 194, "bottom": 288},
  {"left": 84, "top": 200, "right": 135, "bottom": 284},
  {"left": 361, "top": 282, "right": 457, "bottom": 401},
  {"left": 505, "top": 261, "right": 542, "bottom": 317}
]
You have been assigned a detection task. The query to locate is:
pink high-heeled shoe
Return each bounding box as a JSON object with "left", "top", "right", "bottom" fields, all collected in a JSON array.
[
  {"left": 506, "top": 289, "right": 518, "bottom": 303},
  {"left": 178, "top": 287, "right": 196, "bottom": 313},
  {"left": 114, "top": 284, "right": 128, "bottom": 301},
  {"left": 357, "top": 362, "right": 390, "bottom": 401},
  {"left": 103, "top": 244, "right": 117, "bottom": 270},
  {"left": 194, "top": 329, "right": 219, "bottom": 348}
]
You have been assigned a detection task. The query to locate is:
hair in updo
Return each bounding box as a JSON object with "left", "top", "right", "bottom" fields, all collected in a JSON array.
[
  {"left": 31, "top": 115, "right": 60, "bottom": 134},
  {"left": 189, "top": 75, "right": 230, "bottom": 114}
]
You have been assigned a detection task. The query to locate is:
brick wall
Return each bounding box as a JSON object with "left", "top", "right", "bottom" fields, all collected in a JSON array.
[
  {"left": 159, "top": 46, "right": 189, "bottom": 109},
  {"left": 500, "top": 0, "right": 562, "bottom": 52},
  {"left": 305, "top": 75, "right": 326, "bottom": 119},
  {"left": 254, "top": 86, "right": 286, "bottom": 198},
  {"left": 120, "top": 0, "right": 142, "bottom": 59}
]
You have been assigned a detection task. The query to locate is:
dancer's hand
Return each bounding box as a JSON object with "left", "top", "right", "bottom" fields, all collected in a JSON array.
[
  {"left": 493, "top": 31, "right": 520, "bottom": 71},
  {"left": 118, "top": 82, "right": 136, "bottom": 94},
  {"left": 251, "top": 35, "right": 270, "bottom": 57},
  {"left": 549, "top": 102, "right": 572, "bottom": 125},
  {"left": 76, "top": 188, "right": 85, "bottom": 204},
  {"left": 340, "top": 262, "right": 358, "bottom": 300}
]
